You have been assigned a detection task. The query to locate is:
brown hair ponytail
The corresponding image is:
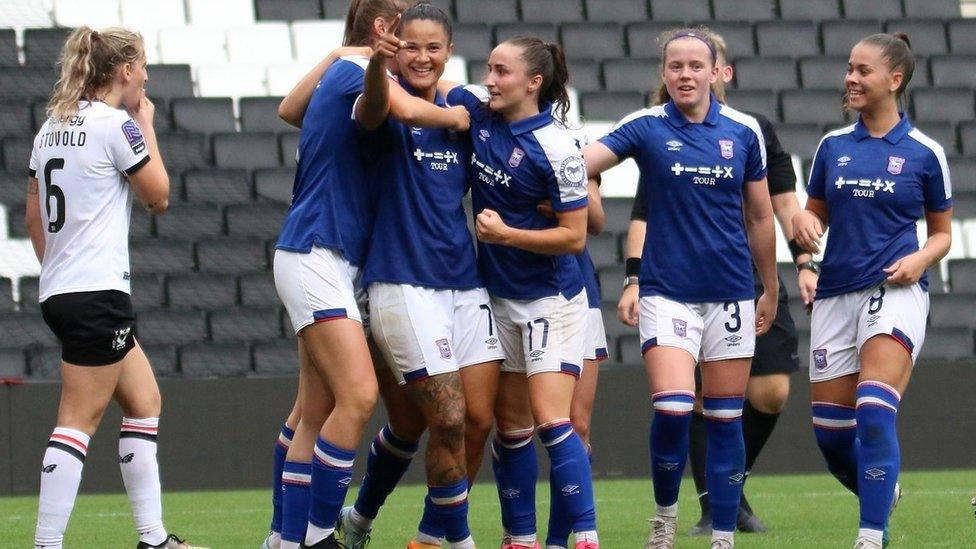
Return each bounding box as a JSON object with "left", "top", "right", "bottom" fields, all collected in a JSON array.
[
  {"left": 506, "top": 37, "right": 572, "bottom": 124},
  {"left": 343, "top": 0, "right": 409, "bottom": 46}
]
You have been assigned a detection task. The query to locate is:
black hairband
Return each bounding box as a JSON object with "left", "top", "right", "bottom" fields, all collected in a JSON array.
[{"left": 664, "top": 31, "right": 716, "bottom": 61}]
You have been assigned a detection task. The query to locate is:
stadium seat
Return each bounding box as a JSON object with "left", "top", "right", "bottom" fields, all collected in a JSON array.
[
  {"left": 0, "top": 0, "right": 53, "bottom": 29},
  {"left": 266, "top": 63, "right": 310, "bottom": 97},
  {"left": 0, "top": 102, "right": 33, "bottom": 140},
  {"left": 197, "top": 237, "right": 268, "bottom": 274},
  {"left": 0, "top": 346, "right": 26, "bottom": 378},
  {"left": 156, "top": 132, "right": 210, "bottom": 174},
  {"left": 600, "top": 303, "right": 635, "bottom": 338},
  {"left": 909, "top": 55, "right": 931, "bottom": 86},
  {"left": 158, "top": 26, "right": 228, "bottom": 65},
  {"left": 130, "top": 273, "right": 165, "bottom": 311},
  {"left": 172, "top": 98, "right": 236, "bottom": 134},
  {"left": 601, "top": 196, "right": 635, "bottom": 234},
  {"left": 712, "top": 0, "right": 775, "bottom": 21},
  {"left": 780, "top": 90, "right": 848, "bottom": 125},
  {"left": 905, "top": 0, "right": 960, "bottom": 18},
  {"left": 239, "top": 271, "right": 280, "bottom": 307},
  {"left": 145, "top": 64, "right": 194, "bottom": 103},
  {"left": 756, "top": 21, "right": 821, "bottom": 58},
  {"left": 129, "top": 207, "right": 156, "bottom": 239},
  {"left": 585, "top": 233, "right": 618, "bottom": 269},
  {"left": 186, "top": 0, "right": 255, "bottom": 28},
  {"left": 155, "top": 204, "right": 224, "bottom": 239},
  {"left": 452, "top": 24, "right": 493, "bottom": 61},
  {"left": 454, "top": 0, "right": 518, "bottom": 24},
  {"left": 585, "top": 0, "right": 648, "bottom": 22},
  {"left": 280, "top": 308, "right": 297, "bottom": 339},
  {"left": 821, "top": 20, "right": 882, "bottom": 56},
  {"left": 734, "top": 57, "right": 798, "bottom": 91},
  {"left": 54, "top": 0, "right": 121, "bottom": 28},
  {"left": 918, "top": 328, "right": 974, "bottom": 360},
  {"left": 884, "top": 20, "right": 947, "bottom": 57},
  {"left": 184, "top": 168, "right": 253, "bottom": 205},
  {"left": 130, "top": 239, "right": 195, "bottom": 274},
  {"left": 841, "top": 0, "right": 902, "bottom": 20},
  {"left": 953, "top": 193, "right": 976, "bottom": 219},
  {"left": 649, "top": 0, "right": 710, "bottom": 22},
  {"left": 29, "top": 347, "right": 62, "bottom": 379},
  {"left": 121, "top": 0, "right": 186, "bottom": 35},
  {"left": 254, "top": 168, "right": 295, "bottom": 204},
  {"left": 926, "top": 266, "right": 947, "bottom": 294},
  {"left": 240, "top": 97, "right": 292, "bottom": 132},
  {"left": 562, "top": 23, "right": 624, "bottom": 60},
  {"left": 291, "top": 20, "right": 346, "bottom": 63},
  {"left": 30, "top": 101, "right": 48, "bottom": 131},
  {"left": 724, "top": 90, "right": 778, "bottom": 122},
  {"left": 930, "top": 56, "right": 976, "bottom": 88},
  {"left": 321, "top": 0, "right": 355, "bottom": 18},
  {"left": 912, "top": 123, "right": 956, "bottom": 157},
  {"left": 602, "top": 58, "right": 658, "bottom": 93},
  {"left": 0, "top": 311, "right": 56, "bottom": 347},
  {"left": 598, "top": 265, "right": 625, "bottom": 303},
  {"left": 143, "top": 344, "right": 179, "bottom": 377},
  {"left": 255, "top": 0, "right": 321, "bottom": 21},
  {"left": 949, "top": 259, "right": 976, "bottom": 294},
  {"left": 17, "top": 276, "right": 38, "bottom": 311},
  {"left": 226, "top": 204, "right": 286, "bottom": 238},
  {"left": 167, "top": 273, "right": 238, "bottom": 310},
  {"left": 798, "top": 56, "right": 846, "bottom": 90},
  {"left": 949, "top": 157, "right": 976, "bottom": 191},
  {"left": 702, "top": 21, "right": 756, "bottom": 59},
  {"left": 948, "top": 19, "right": 976, "bottom": 55},
  {"left": 226, "top": 23, "right": 293, "bottom": 65},
  {"left": 0, "top": 67, "right": 56, "bottom": 103},
  {"left": 912, "top": 88, "right": 974, "bottom": 123},
  {"left": 179, "top": 342, "right": 252, "bottom": 377},
  {"left": 494, "top": 23, "right": 558, "bottom": 45},
  {"left": 0, "top": 277, "right": 13, "bottom": 311},
  {"left": 196, "top": 64, "right": 268, "bottom": 99},
  {"left": 0, "top": 29, "right": 19, "bottom": 68},
  {"left": 566, "top": 59, "right": 602, "bottom": 93},
  {"left": 3, "top": 135, "right": 32, "bottom": 173},
  {"left": 779, "top": 0, "right": 842, "bottom": 21},
  {"left": 467, "top": 60, "right": 487, "bottom": 86},
  {"left": 210, "top": 306, "right": 282, "bottom": 342},
  {"left": 24, "top": 28, "right": 72, "bottom": 67},
  {"left": 0, "top": 170, "right": 23, "bottom": 207},
  {"left": 253, "top": 339, "right": 299, "bottom": 375},
  {"left": 279, "top": 132, "right": 300, "bottom": 167},
  {"left": 626, "top": 21, "right": 683, "bottom": 58},
  {"left": 929, "top": 294, "right": 976, "bottom": 328},
  {"left": 580, "top": 91, "right": 644, "bottom": 122},
  {"left": 213, "top": 133, "right": 280, "bottom": 170},
  {"left": 522, "top": 0, "right": 584, "bottom": 23}
]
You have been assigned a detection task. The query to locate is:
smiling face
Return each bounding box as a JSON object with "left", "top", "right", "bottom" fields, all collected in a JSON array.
[
  {"left": 845, "top": 42, "right": 902, "bottom": 113},
  {"left": 661, "top": 36, "right": 718, "bottom": 114},
  {"left": 483, "top": 42, "right": 542, "bottom": 118},
  {"left": 395, "top": 18, "right": 451, "bottom": 93}
]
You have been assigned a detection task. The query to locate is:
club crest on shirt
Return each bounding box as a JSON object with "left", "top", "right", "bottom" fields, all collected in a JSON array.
[
  {"left": 672, "top": 318, "right": 687, "bottom": 338},
  {"left": 435, "top": 338, "right": 453, "bottom": 359},
  {"left": 719, "top": 139, "right": 734, "bottom": 159},
  {"left": 887, "top": 156, "right": 905, "bottom": 175},
  {"left": 478, "top": 129, "right": 491, "bottom": 142},
  {"left": 813, "top": 348, "right": 828, "bottom": 371},
  {"left": 509, "top": 147, "right": 525, "bottom": 168},
  {"left": 559, "top": 156, "right": 586, "bottom": 188}
]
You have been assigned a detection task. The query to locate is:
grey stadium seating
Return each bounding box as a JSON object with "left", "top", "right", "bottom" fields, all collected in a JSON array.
[
  {"left": 172, "top": 98, "right": 236, "bottom": 134},
  {"left": 561, "top": 23, "right": 624, "bottom": 60},
  {"left": 210, "top": 306, "right": 283, "bottom": 342},
  {"left": 213, "top": 132, "right": 281, "bottom": 170},
  {"left": 821, "top": 20, "right": 882, "bottom": 56},
  {"left": 566, "top": 59, "right": 602, "bottom": 93},
  {"left": 454, "top": 0, "right": 519, "bottom": 24},
  {"left": 724, "top": 90, "right": 778, "bottom": 122},
  {"left": 23, "top": 28, "right": 71, "bottom": 67},
  {"left": 495, "top": 23, "right": 558, "bottom": 45},
  {"left": 146, "top": 64, "right": 194, "bottom": 103},
  {"left": 649, "top": 0, "right": 710, "bottom": 23},
  {"left": 584, "top": 0, "right": 648, "bottom": 23},
  {"left": 0, "top": 29, "right": 17, "bottom": 67},
  {"left": 521, "top": 0, "right": 585, "bottom": 24},
  {"left": 167, "top": 273, "right": 239, "bottom": 310},
  {"left": 884, "top": 20, "right": 948, "bottom": 57},
  {"left": 734, "top": 57, "right": 798, "bottom": 91},
  {"left": 841, "top": 0, "right": 903, "bottom": 20},
  {"left": 712, "top": 0, "right": 776, "bottom": 22},
  {"left": 778, "top": 0, "right": 842, "bottom": 22},
  {"left": 756, "top": 21, "right": 821, "bottom": 58},
  {"left": 580, "top": 91, "right": 644, "bottom": 121},
  {"left": 253, "top": 340, "right": 299, "bottom": 375},
  {"left": 184, "top": 168, "right": 254, "bottom": 205},
  {"left": 255, "top": 0, "right": 321, "bottom": 21},
  {"left": 241, "top": 97, "right": 294, "bottom": 132}
]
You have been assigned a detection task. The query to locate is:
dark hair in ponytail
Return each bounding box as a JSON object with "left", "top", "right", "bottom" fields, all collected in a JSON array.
[
  {"left": 855, "top": 32, "right": 915, "bottom": 109},
  {"left": 505, "top": 37, "right": 572, "bottom": 124},
  {"left": 399, "top": 2, "right": 452, "bottom": 42},
  {"left": 343, "top": 0, "right": 409, "bottom": 47}
]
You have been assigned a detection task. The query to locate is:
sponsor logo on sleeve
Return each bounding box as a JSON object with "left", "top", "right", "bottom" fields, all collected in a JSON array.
[{"left": 121, "top": 119, "right": 146, "bottom": 154}]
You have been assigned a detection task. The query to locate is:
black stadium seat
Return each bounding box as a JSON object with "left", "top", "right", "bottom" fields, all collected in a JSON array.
[
  {"left": 254, "top": 167, "right": 295, "bottom": 204},
  {"left": 156, "top": 133, "right": 209, "bottom": 174},
  {"left": 210, "top": 307, "right": 282, "bottom": 342},
  {"left": 240, "top": 97, "right": 292, "bottom": 132},
  {"left": 926, "top": 266, "right": 947, "bottom": 294},
  {"left": 779, "top": 0, "right": 841, "bottom": 22},
  {"left": 146, "top": 64, "right": 194, "bottom": 102},
  {"left": 167, "top": 273, "right": 239, "bottom": 310},
  {"left": 626, "top": 21, "right": 683, "bottom": 57},
  {"left": 279, "top": 132, "right": 300, "bottom": 167},
  {"left": 617, "top": 334, "right": 642, "bottom": 365},
  {"left": 131, "top": 273, "right": 166, "bottom": 310},
  {"left": 734, "top": 57, "right": 798, "bottom": 91},
  {"left": 598, "top": 265, "right": 625, "bottom": 303},
  {"left": 948, "top": 157, "right": 976, "bottom": 191},
  {"left": 130, "top": 207, "right": 156, "bottom": 239},
  {"left": 213, "top": 132, "right": 280, "bottom": 170},
  {"left": 143, "top": 344, "right": 179, "bottom": 377},
  {"left": 321, "top": 0, "right": 354, "bottom": 17},
  {"left": 949, "top": 259, "right": 976, "bottom": 294},
  {"left": 821, "top": 20, "right": 882, "bottom": 56},
  {"left": 561, "top": 23, "right": 624, "bottom": 60},
  {"left": 254, "top": 339, "right": 299, "bottom": 375},
  {"left": 17, "top": 276, "right": 39, "bottom": 310},
  {"left": 580, "top": 91, "right": 644, "bottom": 122},
  {"left": 0, "top": 312, "right": 57, "bottom": 347},
  {"left": 172, "top": 98, "right": 236, "bottom": 134},
  {"left": 712, "top": 0, "right": 775, "bottom": 21},
  {"left": 566, "top": 59, "right": 602, "bottom": 93},
  {"left": 255, "top": 0, "right": 321, "bottom": 20},
  {"left": 930, "top": 56, "right": 976, "bottom": 88},
  {"left": 780, "top": 90, "right": 847, "bottom": 125},
  {"left": 0, "top": 29, "right": 18, "bottom": 67},
  {"left": 197, "top": 237, "right": 268, "bottom": 274},
  {"left": 649, "top": 0, "right": 710, "bottom": 22},
  {"left": 959, "top": 124, "right": 976, "bottom": 158},
  {"left": 841, "top": 0, "right": 902, "bottom": 20},
  {"left": 184, "top": 168, "right": 253, "bottom": 205},
  {"left": 799, "top": 56, "right": 846, "bottom": 90},
  {"left": 2, "top": 135, "right": 31, "bottom": 172},
  {"left": 948, "top": 20, "right": 976, "bottom": 55},
  {"left": 918, "top": 328, "right": 974, "bottom": 360},
  {"left": 602, "top": 58, "right": 658, "bottom": 93},
  {"left": 239, "top": 272, "right": 280, "bottom": 308},
  {"left": 701, "top": 21, "right": 756, "bottom": 59},
  {"left": 884, "top": 20, "right": 947, "bottom": 57},
  {"left": 454, "top": 0, "right": 518, "bottom": 24},
  {"left": 954, "top": 192, "right": 976, "bottom": 218},
  {"left": 155, "top": 204, "right": 224, "bottom": 239},
  {"left": 226, "top": 204, "right": 286, "bottom": 238},
  {"left": 29, "top": 347, "right": 62, "bottom": 378},
  {"left": 0, "top": 170, "right": 23, "bottom": 207},
  {"left": 0, "top": 277, "right": 13, "bottom": 311},
  {"left": 756, "top": 21, "right": 821, "bottom": 58},
  {"left": 586, "top": 232, "right": 619, "bottom": 268},
  {"left": 912, "top": 123, "right": 956, "bottom": 157},
  {"left": 585, "top": 0, "right": 648, "bottom": 22},
  {"left": 929, "top": 294, "right": 976, "bottom": 328},
  {"left": 601, "top": 196, "right": 635, "bottom": 233},
  {"left": 725, "top": 90, "right": 778, "bottom": 122},
  {"left": 912, "top": 88, "right": 974, "bottom": 123},
  {"left": 180, "top": 342, "right": 251, "bottom": 377},
  {"left": 452, "top": 24, "right": 492, "bottom": 60},
  {"left": 495, "top": 23, "right": 558, "bottom": 45},
  {"left": 0, "top": 102, "right": 34, "bottom": 139},
  {"left": 31, "top": 101, "right": 49, "bottom": 131},
  {"left": 0, "top": 346, "right": 26, "bottom": 377},
  {"left": 24, "top": 28, "right": 72, "bottom": 67},
  {"left": 131, "top": 238, "right": 195, "bottom": 274},
  {"left": 521, "top": 0, "right": 584, "bottom": 23},
  {"left": 904, "top": 0, "right": 960, "bottom": 18},
  {"left": 0, "top": 67, "right": 55, "bottom": 102}
]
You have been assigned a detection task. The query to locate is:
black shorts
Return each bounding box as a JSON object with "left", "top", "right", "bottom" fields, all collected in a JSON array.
[
  {"left": 40, "top": 290, "right": 137, "bottom": 366},
  {"left": 751, "top": 286, "right": 799, "bottom": 376}
]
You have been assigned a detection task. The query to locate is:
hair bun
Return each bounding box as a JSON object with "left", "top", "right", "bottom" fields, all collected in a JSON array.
[{"left": 893, "top": 32, "right": 911, "bottom": 49}]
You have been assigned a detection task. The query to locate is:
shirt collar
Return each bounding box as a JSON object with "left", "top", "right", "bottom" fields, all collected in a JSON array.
[
  {"left": 664, "top": 94, "right": 721, "bottom": 127},
  {"left": 510, "top": 102, "right": 555, "bottom": 135},
  {"left": 852, "top": 112, "right": 913, "bottom": 144}
]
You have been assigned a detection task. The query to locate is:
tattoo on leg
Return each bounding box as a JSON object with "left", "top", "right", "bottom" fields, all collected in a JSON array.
[{"left": 407, "top": 372, "right": 467, "bottom": 486}]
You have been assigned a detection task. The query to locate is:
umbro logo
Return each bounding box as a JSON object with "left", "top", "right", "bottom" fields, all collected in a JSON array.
[
  {"left": 724, "top": 335, "right": 742, "bottom": 343},
  {"left": 501, "top": 488, "right": 521, "bottom": 499},
  {"left": 529, "top": 349, "right": 545, "bottom": 358},
  {"left": 339, "top": 476, "right": 352, "bottom": 487},
  {"left": 666, "top": 140, "right": 683, "bottom": 152},
  {"left": 837, "top": 155, "right": 852, "bottom": 167},
  {"left": 658, "top": 462, "right": 680, "bottom": 471},
  {"left": 728, "top": 473, "right": 745, "bottom": 484},
  {"left": 561, "top": 484, "right": 580, "bottom": 496},
  {"left": 479, "top": 129, "right": 491, "bottom": 142},
  {"left": 120, "top": 453, "right": 134, "bottom": 464},
  {"left": 865, "top": 468, "right": 886, "bottom": 481}
]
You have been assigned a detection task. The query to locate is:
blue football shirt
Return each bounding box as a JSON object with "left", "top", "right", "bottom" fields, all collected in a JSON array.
[{"left": 806, "top": 114, "right": 952, "bottom": 298}]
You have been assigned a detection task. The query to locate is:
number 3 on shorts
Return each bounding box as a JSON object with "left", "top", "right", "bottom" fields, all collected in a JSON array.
[{"left": 724, "top": 301, "right": 741, "bottom": 333}]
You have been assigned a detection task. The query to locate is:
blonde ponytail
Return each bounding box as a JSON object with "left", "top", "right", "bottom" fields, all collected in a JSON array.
[{"left": 46, "top": 26, "right": 144, "bottom": 123}]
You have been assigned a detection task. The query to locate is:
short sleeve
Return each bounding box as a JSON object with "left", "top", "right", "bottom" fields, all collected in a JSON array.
[
  {"left": 923, "top": 148, "right": 952, "bottom": 212},
  {"left": 630, "top": 174, "right": 647, "bottom": 221},
  {"left": 744, "top": 124, "right": 767, "bottom": 182},
  {"left": 806, "top": 137, "right": 829, "bottom": 200},
  {"left": 532, "top": 127, "right": 588, "bottom": 212},
  {"left": 28, "top": 141, "right": 38, "bottom": 177},
  {"left": 446, "top": 85, "right": 489, "bottom": 113},
  {"left": 107, "top": 115, "right": 150, "bottom": 176},
  {"left": 597, "top": 114, "right": 645, "bottom": 161}
]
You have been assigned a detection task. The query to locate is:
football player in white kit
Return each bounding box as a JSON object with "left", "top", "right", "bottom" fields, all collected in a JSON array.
[{"left": 27, "top": 27, "right": 199, "bottom": 549}]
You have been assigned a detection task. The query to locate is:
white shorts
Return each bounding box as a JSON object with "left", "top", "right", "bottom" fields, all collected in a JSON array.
[
  {"left": 273, "top": 247, "right": 367, "bottom": 333},
  {"left": 809, "top": 283, "right": 928, "bottom": 382},
  {"left": 495, "top": 291, "right": 587, "bottom": 377},
  {"left": 639, "top": 295, "right": 756, "bottom": 362},
  {"left": 368, "top": 283, "right": 505, "bottom": 384},
  {"left": 583, "top": 307, "right": 609, "bottom": 361}
]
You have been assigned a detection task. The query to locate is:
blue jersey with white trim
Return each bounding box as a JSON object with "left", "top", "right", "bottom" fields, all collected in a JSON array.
[
  {"left": 276, "top": 57, "right": 375, "bottom": 266},
  {"left": 362, "top": 82, "right": 480, "bottom": 289},
  {"left": 576, "top": 249, "right": 601, "bottom": 309},
  {"left": 806, "top": 114, "right": 952, "bottom": 298},
  {"left": 447, "top": 85, "right": 588, "bottom": 300},
  {"left": 599, "top": 98, "right": 767, "bottom": 302}
]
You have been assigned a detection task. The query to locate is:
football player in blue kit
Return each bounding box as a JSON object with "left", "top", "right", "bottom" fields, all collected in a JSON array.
[
  {"left": 442, "top": 36, "right": 599, "bottom": 549},
  {"left": 792, "top": 33, "right": 952, "bottom": 549},
  {"left": 583, "top": 29, "right": 778, "bottom": 549},
  {"left": 267, "top": 1, "right": 469, "bottom": 548}
]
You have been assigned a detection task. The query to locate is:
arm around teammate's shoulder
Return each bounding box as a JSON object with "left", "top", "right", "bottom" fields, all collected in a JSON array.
[{"left": 125, "top": 94, "right": 168, "bottom": 214}]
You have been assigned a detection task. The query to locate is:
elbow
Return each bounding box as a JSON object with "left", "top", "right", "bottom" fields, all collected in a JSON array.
[
  {"left": 278, "top": 103, "right": 302, "bottom": 129},
  {"left": 146, "top": 198, "right": 169, "bottom": 215},
  {"left": 587, "top": 216, "right": 605, "bottom": 236},
  {"left": 567, "top": 233, "right": 586, "bottom": 255}
]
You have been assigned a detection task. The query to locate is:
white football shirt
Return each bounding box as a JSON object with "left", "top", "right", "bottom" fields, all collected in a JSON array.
[{"left": 29, "top": 101, "right": 150, "bottom": 301}]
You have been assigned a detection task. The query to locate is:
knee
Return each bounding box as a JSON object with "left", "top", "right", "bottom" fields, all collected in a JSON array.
[
  {"left": 465, "top": 405, "right": 493, "bottom": 441},
  {"left": 123, "top": 388, "right": 162, "bottom": 419},
  {"left": 571, "top": 417, "right": 590, "bottom": 442},
  {"left": 388, "top": 414, "right": 426, "bottom": 443},
  {"left": 749, "top": 378, "right": 790, "bottom": 414},
  {"left": 429, "top": 404, "right": 466, "bottom": 442},
  {"left": 336, "top": 388, "right": 379, "bottom": 426}
]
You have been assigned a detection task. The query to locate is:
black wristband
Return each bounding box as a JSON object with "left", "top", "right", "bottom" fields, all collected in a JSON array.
[
  {"left": 625, "top": 257, "right": 641, "bottom": 277},
  {"left": 787, "top": 239, "right": 806, "bottom": 262}
]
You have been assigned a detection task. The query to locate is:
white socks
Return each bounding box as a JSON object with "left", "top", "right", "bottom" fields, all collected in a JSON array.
[
  {"left": 120, "top": 417, "right": 167, "bottom": 546},
  {"left": 35, "top": 427, "right": 89, "bottom": 549}
]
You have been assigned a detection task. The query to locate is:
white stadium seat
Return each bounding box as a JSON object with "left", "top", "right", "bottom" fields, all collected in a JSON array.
[
  {"left": 963, "top": 219, "right": 976, "bottom": 258},
  {"left": 292, "top": 20, "right": 345, "bottom": 63},
  {"left": 185, "top": 0, "right": 254, "bottom": 29},
  {"left": 120, "top": 0, "right": 186, "bottom": 33},
  {"left": 266, "top": 63, "right": 312, "bottom": 96},
  {"left": 226, "top": 23, "right": 293, "bottom": 65},
  {"left": 140, "top": 28, "right": 161, "bottom": 63},
  {"left": 158, "top": 26, "right": 227, "bottom": 64},
  {"left": 579, "top": 121, "right": 639, "bottom": 198},
  {"left": 53, "top": 0, "right": 121, "bottom": 29},
  {"left": 196, "top": 64, "right": 267, "bottom": 99},
  {"left": 443, "top": 57, "right": 469, "bottom": 85},
  {"left": 0, "top": 0, "right": 54, "bottom": 29},
  {"left": 0, "top": 239, "right": 40, "bottom": 281},
  {"left": 0, "top": 206, "right": 8, "bottom": 241}
]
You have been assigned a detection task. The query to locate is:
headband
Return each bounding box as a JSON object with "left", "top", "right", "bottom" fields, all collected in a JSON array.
[{"left": 664, "top": 31, "right": 716, "bottom": 61}]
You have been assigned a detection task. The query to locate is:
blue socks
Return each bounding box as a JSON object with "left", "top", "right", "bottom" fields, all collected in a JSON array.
[
  {"left": 280, "top": 460, "right": 312, "bottom": 544},
  {"left": 271, "top": 424, "right": 294, "bottom": 534},
  {"left": 492, "top": 428, "right": 538, "bottom": 538},
  {"left": 540, "top": 420, "right": 597, "bottom": 540},
  {"left": 354, "top": 425, "right": 419, "bottom": 521},
  {"left": 702, "top": 395, "right": 746, "bottom": 534},
  {"left": 856, "top": 381, "right": 901, "bottom": 535},
  {"left": 429, "top": 480, "right": 472, "bottom": 543},
  {"left": 649, "top": 391, "right": 695, "bottom": 511},
  {"left": 812, "top": 401, "right": 860, "bottom": 495},
  {"left": 306, "top": 437, "right": 356, "bottom": 544}
]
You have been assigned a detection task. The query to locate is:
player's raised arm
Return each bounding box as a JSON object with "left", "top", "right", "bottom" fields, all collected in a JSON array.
[
  {"left": 278, "top": 45, "right": 372, "bottom": 128},
  {"left": 125, "top": 92, "right": 169, "bottom": 214}
]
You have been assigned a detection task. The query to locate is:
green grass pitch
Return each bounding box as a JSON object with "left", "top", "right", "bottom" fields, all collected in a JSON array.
[{"left": 2, "top": 470, "right": 974, "bottom": 547}]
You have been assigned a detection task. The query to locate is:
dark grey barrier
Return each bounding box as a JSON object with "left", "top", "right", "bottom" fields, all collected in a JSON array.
[{"left": 2, "top": 359, "right": 973, "bottom": 496}]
